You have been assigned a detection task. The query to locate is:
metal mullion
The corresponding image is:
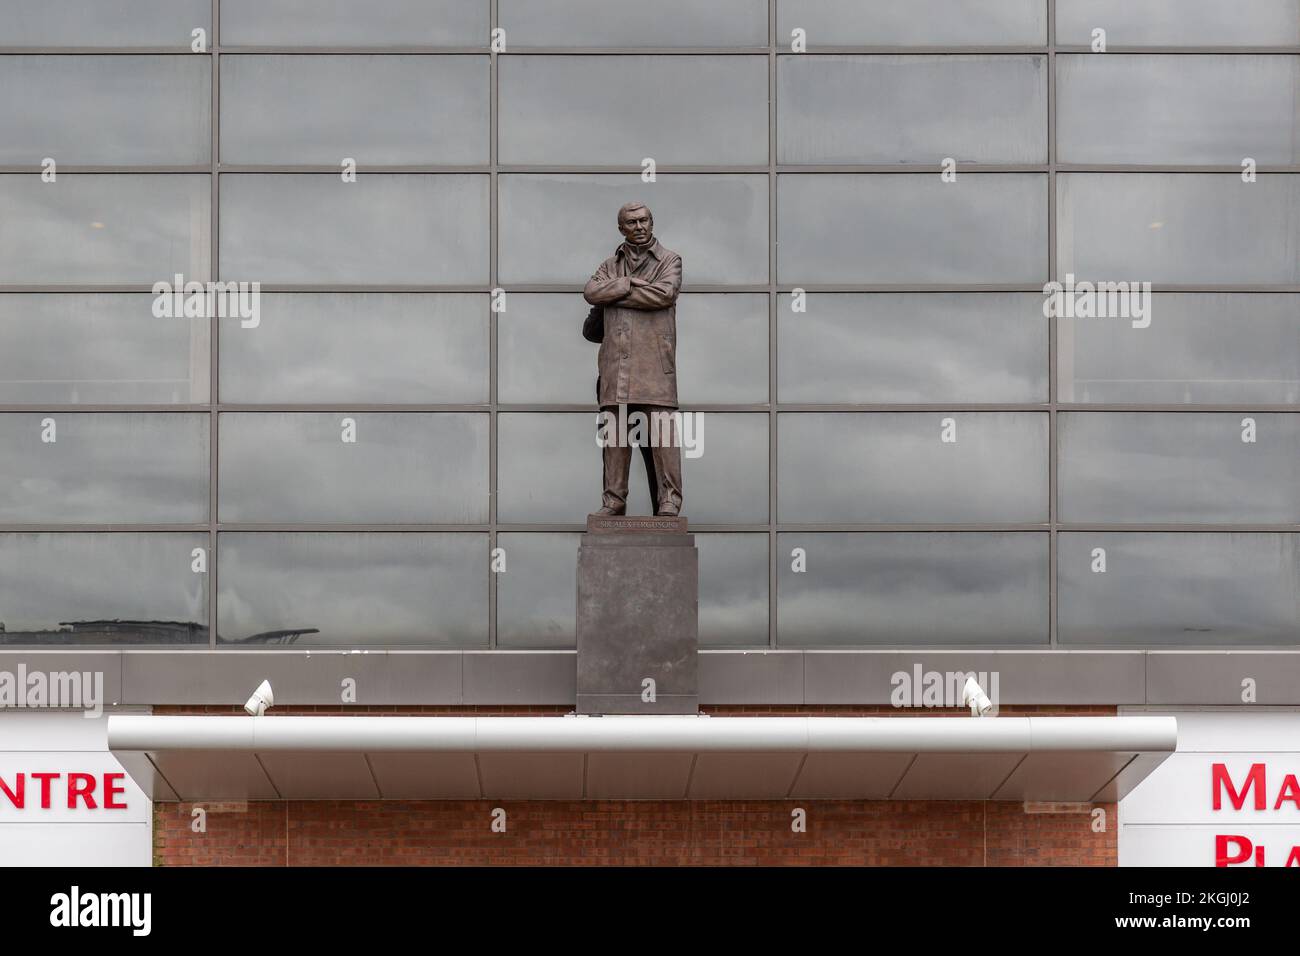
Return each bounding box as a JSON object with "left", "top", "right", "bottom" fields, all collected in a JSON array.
[
  {"left": 7, "top": 403, "right": 1295, "bottom": 415},
  {"left": 1048, "top": 0, "right": 1058, "bottom": 647},
  {"left": 9, "top": 522, "right": 1296, "bottom": 535},
  {"left": 208, "top": 0, "right": 220, "bottom": 648},
  {"left": 1054, "top": 45, "right": 1300, "bottom": 54},
  {"left": 767, "top": 0, "right": 778, "bottom": 649},
  {"left": 488, "top": 0, "right": 499, "bottom": 650},
  {"left": 7, "top": 165, "right": 1297, "bottom": 175},
  {"left": 5, "top": 282, "right": 1300, "bottom": 294}
]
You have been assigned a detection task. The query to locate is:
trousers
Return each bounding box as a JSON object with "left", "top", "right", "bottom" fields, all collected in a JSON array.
[{"left": 599, "top": 404, "right": 683, "bottom": 513}]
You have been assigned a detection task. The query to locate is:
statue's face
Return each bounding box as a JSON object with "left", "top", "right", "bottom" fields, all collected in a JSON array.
[{"left": 618, "top": 206, "right": 653, "bottom": 246}]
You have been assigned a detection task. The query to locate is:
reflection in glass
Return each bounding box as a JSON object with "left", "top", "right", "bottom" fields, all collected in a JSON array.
[
  {"left": 0, "top": 294, "right": 209, "bottom": 404},
  {"left": 1058, "top": 532, "right": 1300, "bottom": 646},
  {"left": 497, "top": 412, "right": 767, "bottom": 523},
  {"left": 1059, "top": 413, "right": 1300, "bottom": 523},
  {"left": 0, "top": 413, "right": 209, "bottom": 523},
  {"left": 778, "top": 413, "right": 1048, "bottom": 523},
  {"left": 778, "top": 293, "right": 1047, "bottom": 403},
  {"left": 777, "top": 532, "right": 1049, "bottom": 646},
  {"left": 498, "top": 174, "right": 768, "bottom": 285},
  {"left": 1056, "top": 0, "right": 1300, "bottom": 46},
  {"left": 219, "top": 0, "right": 488, "bottom": 46},
  {"left": 0, "top": 533, "right": 208, "bottom": 646},
  {"left": 495, "top": 532, "right": 580, "bottom": 648},
  {"left": 220, "top": 55, "right": 488, "bottom": 165},
  {"left": 499, "top": 0, "right": 768, "bottom": 46},
  {"left": 0, "top": 175, "right": 210, "bottom": 284},
  {"left": 500, "top": 56, "right": 767, "bottom": 165},
  {"left": 777, "top": 0, "right": 1047, "bottom": 46},
  {"left": 0, "top": 56, "right": 210, "bottom": 165},
  {"left": 778, "top": 174, "right": 1047, "bottom": 284},
  {"left": 219, "top": 174, "right": 488, "bottom": 284},
  {"left": 1, "top": 0, "right": 210, "bottom": 47},
  {"left": 778, "top": 56, "right": 1047, "bottom": 164},
  {"left": 219, "top": 293, "right": 488, "bottom": 404},
  {"left": 217, "top": 533, "right": 487, "bottom": 647},
  {"left": 1057, "top": 55, "right": 1300, "bottom": 165},
  {"left": 499, "top": 294, "right": 766, "bottom": 404},
  {"left": 1059, "top": 294, "right": 1300, "bottom": 405},
  {"left": 219, "top": 413, "right": 488, "bottom": 523},
  {"left": 1057, "top": 174, "right": 1300, "bottom": 285},
  {"left": 697, "top": 533, "right": 768, "bottom": 647}
]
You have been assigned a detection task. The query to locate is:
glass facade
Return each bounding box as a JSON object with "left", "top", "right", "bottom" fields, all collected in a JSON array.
[{"left": 1, "top": 0, "right": 1296, "bottom": 650}]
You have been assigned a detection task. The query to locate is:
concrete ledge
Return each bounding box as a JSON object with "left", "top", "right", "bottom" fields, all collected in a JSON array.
[{"left": 0, "top": 648, "right": 1297, "bottom": 707}]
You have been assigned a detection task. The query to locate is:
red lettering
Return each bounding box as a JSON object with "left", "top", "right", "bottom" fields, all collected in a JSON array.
[
  {"left": 1213, "top": 762, "right": 1266, "bottom": 810},
  {"left": 66, "top": 772, "right": 97, "bottom": 809},
  {"left": 0, "top": 774, "right": 23, "bottom": 809},
  {"left": 31, "top": 772, "right": 58, "bottom": 809},
  {"left": 1273, "top": 774, "right": 1300, "bottom": 811},
  {"left": 1216, "top": 834, "right": 1255, "bottom": 867},
  {"left": 1286, "top": 846, "right": 1300, "bottom": 868},
  {"left": 103, "top": 773, "right": 127, "bottom": 810}
]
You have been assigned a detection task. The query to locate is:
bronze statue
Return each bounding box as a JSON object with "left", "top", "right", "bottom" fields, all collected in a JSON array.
[{"left": 583, "top": 202, "right": 684, "bottom": 517}]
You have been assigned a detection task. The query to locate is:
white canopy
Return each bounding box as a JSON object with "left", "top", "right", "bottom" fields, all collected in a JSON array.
[{"left": 108, "top": 714, "right": 1177, "bottom": 802}]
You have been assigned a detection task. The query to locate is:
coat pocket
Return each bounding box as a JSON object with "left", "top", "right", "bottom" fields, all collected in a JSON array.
[{"left": 659, "top": 335, "right": 675, "bottom": 375}]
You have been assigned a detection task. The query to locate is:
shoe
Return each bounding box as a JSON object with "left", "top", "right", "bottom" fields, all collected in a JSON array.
[
  {"left": 657, "top": 501, "right": 680, "bottom": 517},
  {"left": 594, "top": 505, "right": 625, "bottom": 517}
]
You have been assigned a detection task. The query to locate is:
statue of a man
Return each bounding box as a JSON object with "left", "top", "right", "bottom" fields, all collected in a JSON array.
[{"left": 583, "top": 202, "right": 684, "bottom": 517}]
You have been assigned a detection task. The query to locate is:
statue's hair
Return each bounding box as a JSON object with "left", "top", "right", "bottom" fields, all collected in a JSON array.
[{"left": 617, "top": 201, "right": 652, "bottom": 226}]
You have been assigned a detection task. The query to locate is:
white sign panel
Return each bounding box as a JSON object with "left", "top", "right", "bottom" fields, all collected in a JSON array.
[
  {"left": 0, "top": 710, "right": 152, "bottom": 866},
  {"left": 1119, "top": 710, "right": 1300, "bottom": 867}
]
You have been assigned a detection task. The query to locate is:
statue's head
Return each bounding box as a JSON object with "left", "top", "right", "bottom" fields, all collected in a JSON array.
[{"left": 617, "top": 202, "right": 654, "bottom": 247}]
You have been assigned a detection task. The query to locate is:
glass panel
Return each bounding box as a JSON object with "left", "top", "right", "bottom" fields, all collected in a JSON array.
[
  {"left": 499, "top": 293, "right": 766, "bottom": 404},
  {"left": 778, "top": 55, "right": 1047, "bottom": 164},
  {"left": 0, "top": 413, "right": 208, "bottom": 523},
  {"left": 498, "top": 174, "right": 768, "bottom": 285},
  {"left": 216, "top": 532, "right": 487, "bottom": 647},
  {"left": 1056, "top": 0, "right": 1300, "bottom": 47},
  {"left": 777, "top": 532, "right": 1049, "bottom": 646},
  {"left": 499, "top": 56, "right": 767, "bottom": 165},
  {"left": 1057, "top": 173, "right": 1300, "bottom": 285},
  {"left": 1057, "top": 55, "right": 1300, "bottom": 165},
  {"left": 219, "top": 0, "right": 489, "bottom": 47},
  {"left": 0, "top": 294, "right": 209, "bottom": 404},
  {"left": 777, "top": 0, "right": 1047, "bottom": 46},
  {"left": 697, "top": 533, "right": 768, "bottom": 647},
  {"left": 778, "top": 293, "right": 1047, "bottom": 403},
  {"left": 497, "top": 412, "right": 766, "bottom": 523},
  {"left": 778, "top": 174, "right": 1048, "bottom": 284},
  {"left": 218, "top": 413, "right": 488, "bottom": 523},
  {"left": 495, "top": 532, "right": 579, "bottom": 648},
  {"left": 499, "top": 0, "right": 769, "bottom": 47},
  {"left": 0, "top": 0, "right": 211, "bottom": 47},
  {"left": 778, "top": 412, "right": 1049, "bottom": 523},
  {"left": 1060, "top": 412, "right": 1300, "bottom": 523},
  {"left": 0, "top": 533, "right": 209, "bottom": 646},
  {"left": 219, "top": 174, "right": 488, "bottom": 284},
  {"left": 220, "top": 55, "right": 489, "bottom": 165},
  {"left": 1059, "top": 293, "right": 1300, "bottom": 404},
  {"left": 1058, "top": 532, "right": 1300, "bottom": 646},
  {"left": 0, "top": 56, "right": 209, "bottom": 165},
  {"left": 0, "top": 174, "right": 210, "bottom": 284},
  {"left": 219, "top": 293, "right": 487, "bottom": 404}
]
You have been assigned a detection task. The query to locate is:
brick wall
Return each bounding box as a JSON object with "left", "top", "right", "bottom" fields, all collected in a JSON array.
[{"left": 151, "top": 705, "right": 1118, "bottom": 867}]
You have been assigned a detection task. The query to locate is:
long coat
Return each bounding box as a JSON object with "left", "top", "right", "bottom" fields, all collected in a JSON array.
[{"left": 583, "top": 239, "right": 683, "bottom": 408}]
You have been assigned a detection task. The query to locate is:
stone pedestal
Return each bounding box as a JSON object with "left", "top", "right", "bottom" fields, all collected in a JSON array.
[{"left": 575, "top": 514, "right": 698, "bottom": 715}]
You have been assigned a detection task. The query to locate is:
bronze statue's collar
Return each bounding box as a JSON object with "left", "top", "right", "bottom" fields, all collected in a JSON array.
[{"left": 616, "top": 238, "right": 662, "bottom": 261}]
